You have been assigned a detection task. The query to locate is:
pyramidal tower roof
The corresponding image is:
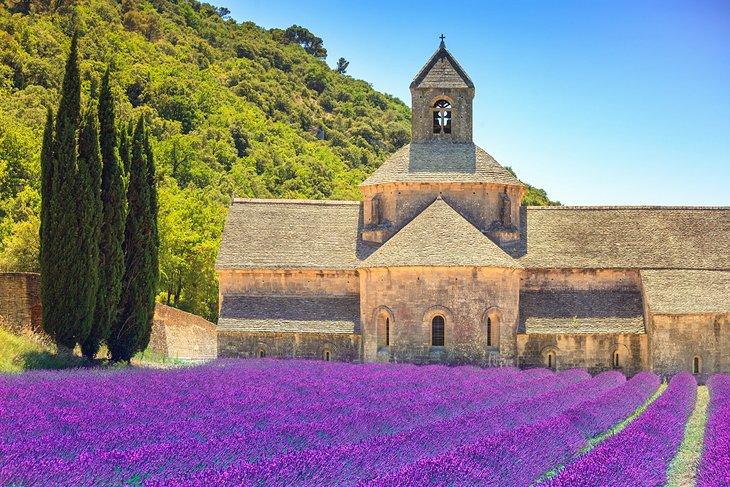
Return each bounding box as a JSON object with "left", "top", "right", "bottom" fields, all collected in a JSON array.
[
  {"left": 410, "top": 39, "right": 474, "bottom": 90},
  {"left": 359, "top": 197, "right": 521, "bottom": 269}
]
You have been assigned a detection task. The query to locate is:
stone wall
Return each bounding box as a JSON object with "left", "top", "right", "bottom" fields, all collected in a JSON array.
[
  {"left": 649, "top": 313, "right": 730, "bottom": 383},
  {"left": 361, "top": 182, "right": 524, "bottom": 239},
  {"left": 516, "top": 333, "right": 648, "bottom": 376},
  {"left": 218, "top": 269, "right": 359, "bottom": 296},
  {"left": 521, "top": 268, "right": 641, "bottom": 291},
  {"left": 0, "top": 273, "right": 41, "bottom": 334},
  {"left": 411, "top": 87, "right": 473, "bottom": 143},
  {"left": 149, "top": 304, "right": 217, "bottom": 360},
  {"left": 218, "top": 331, "right": 361, "bottom": 362},
  {"left": 359, "top": 266, "right": 520, "bottom": 364}
]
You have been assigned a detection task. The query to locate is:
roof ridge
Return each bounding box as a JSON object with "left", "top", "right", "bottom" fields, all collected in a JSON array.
[
  {"left": 526, "top": 205, "right": 730, "bottom": 211},
  {"left": 232, "top": 198, "right": 361, "bottom": 206}
]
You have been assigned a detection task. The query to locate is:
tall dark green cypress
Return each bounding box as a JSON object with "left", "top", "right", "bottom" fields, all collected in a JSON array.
[
  {"left": 75, "top": 106, "right": 103, "bottom": 349},
  {"left": 109, "top": 117, "right": 156, "bottom": 362},
  {"left": 42, "top": 33, "right": 82, "bottom": 349},
  {"left": 39, "top": 108, "right": 54, "bottom": 337},
  {"left": 82, "top": 69, "right": 126, "bottom": 360},
  {"left": 137, "top": 128, "right": 159, "bottom": 353}
]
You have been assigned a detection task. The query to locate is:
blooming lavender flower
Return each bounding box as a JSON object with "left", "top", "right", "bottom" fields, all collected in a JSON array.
[
  {"left": 544, "top": 372, "right": 697, "bottom": 487},
  {"left": 697, "top": 374, "right": 730, "bottom": 487}
]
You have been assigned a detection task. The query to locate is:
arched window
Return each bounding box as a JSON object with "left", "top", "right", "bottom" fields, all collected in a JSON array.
[
  {"left": 324, "top": 349, "right": 332, "bottom": 362},
  {"left": 486, "top": 317, "right": 492, "bottom": 347},
  {"left": 385, "top": 317, "right": 390, "bottom": 347},
  {"left": 432, "top": 315, "right": 445, "bottom": 347},
  {"left": 432, "top": 100, "right": 452, "bottom": 134},
  {"left": 546, "top": 351, "right": 556, "bottom": 370},
  {"left": 613, "top": 351, "right": 620, "bottom": 369},
  {"left": 377, "top": 312, "right": 391, "bottom": 350},
  {"left": 693, "top": 356, "right": 702, "bottom": 374},
  {"left": 257, "top": 348, "right": 266, "bottom": 358}
]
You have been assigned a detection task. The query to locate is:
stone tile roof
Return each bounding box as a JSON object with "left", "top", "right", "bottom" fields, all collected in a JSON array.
[
  {"left": 218, "top": 295, "right": 360, "bottom": 334},
  {"left": 360, "top": 197, "right": 521, "bottom": 269},
  {"left": 216, "top": 199, "right": 377, "bottom": 270},
  {"left": 519, "top": 289, "right": 645, "bottom": 334},
  {"left": 360, "top": 143, "right": 524, "bottom": 187},
  {"left": 641, "top": 270, "right": 730, "bottom": 315},
  {"left": 410, "top": 42, "right": 474, "bottom": 89},
  {"left": 517, "top": 207, "right": 730, "bottom": 270}
]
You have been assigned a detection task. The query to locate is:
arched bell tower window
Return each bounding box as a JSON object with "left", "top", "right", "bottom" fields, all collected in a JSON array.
[{"left": 432, "top": 100, "right": 452, "bottom": 134}]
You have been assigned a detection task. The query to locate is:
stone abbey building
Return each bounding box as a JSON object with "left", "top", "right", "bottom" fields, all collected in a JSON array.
[{"left": 216, "top": 41, "right": 730, "bottom": 377}]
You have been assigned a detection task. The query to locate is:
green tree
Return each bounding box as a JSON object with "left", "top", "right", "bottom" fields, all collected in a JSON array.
[
  {"left": 75, "top": 104, "right": 103, "bottom": 355},
  {"left": 41, "top": 33, "right": 83, "bottom": 349},
  {"left": 109, "top": 117, "right": 157, "bottom": 362},
  {"left": 83, "top": 69, "right": 126, "bottom": 360},
  {"left": 335, "top": 57, "right": 349, "bottom": 75},
  {"left": 38, "top": 107, "right": 54, "bottom": 297}
]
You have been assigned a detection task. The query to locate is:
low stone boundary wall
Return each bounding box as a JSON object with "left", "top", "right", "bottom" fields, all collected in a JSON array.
[
  {"left": 151, "top": 304, "right": 217, "bottom": 360},
  {"left": 0, "top": 272, "right": 41, "bottom": 335}
]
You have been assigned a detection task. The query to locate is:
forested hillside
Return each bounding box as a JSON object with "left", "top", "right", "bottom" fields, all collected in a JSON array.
[{"left": 0, "top": 0, "right": 556, "bottom": 321}]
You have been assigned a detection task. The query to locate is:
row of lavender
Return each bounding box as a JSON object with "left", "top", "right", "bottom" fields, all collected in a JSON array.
[
  {"left": 1, "top": 361, "right": 572, "bottom": 485},
  {"left": 1, "top": 361, "right": 727, "bottom": 486},
  {"left": 698, "top": 374, "right": 730, "bottom": 487}
]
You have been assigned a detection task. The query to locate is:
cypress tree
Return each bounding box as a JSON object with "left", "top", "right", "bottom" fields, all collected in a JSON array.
[
  {"left": 137, "top": 128, "right": 159, "bottom": 353},
  {"left": 82, "top": 69, "right": 126, "bottom": 360},
  {"left": 42, "top": 33, "right": 82, "bottom": 349},
  {"left": 109, "top": 117, "right": 155, "bottom": 362},
  {"left": 39, "top": 108, "right": 54, "bottom": 338},
  {"left": 75, "top": 105, "right": 103, "bottom": 350}
]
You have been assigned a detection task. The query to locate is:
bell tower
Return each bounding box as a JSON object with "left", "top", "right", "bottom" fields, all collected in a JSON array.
[{"left": 410, "top": 37, "right": 475, "bottom": 144}]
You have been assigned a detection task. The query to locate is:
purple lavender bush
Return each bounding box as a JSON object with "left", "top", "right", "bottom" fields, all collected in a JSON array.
[
  {"left": 367, "top": 371, "right": 660, "bottom": 487},
  {"left": 697, "top": 374, "right": 730, "bottom": 487},
  {"left": 544, "top": 372, "right": 697, "bottom": 487},
  {"left": 163, "top": 370, "right": 623, "bottom": 486}
]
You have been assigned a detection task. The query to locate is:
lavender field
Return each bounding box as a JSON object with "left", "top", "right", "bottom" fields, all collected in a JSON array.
[{"left": 0, "top": 360, "right": 727, "bottom": 486}]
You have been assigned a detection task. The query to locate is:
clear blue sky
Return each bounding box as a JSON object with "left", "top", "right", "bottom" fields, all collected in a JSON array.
[{"left": 218, "top": 0, "right": 729, "bottom": 206}]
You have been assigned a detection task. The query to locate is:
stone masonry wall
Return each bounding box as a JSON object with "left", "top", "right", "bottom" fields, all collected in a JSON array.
[
  {"left": 0, "top": 273, "right": 41, "bottom": 334},
  {"left": 361, "top": 182, "right": 523, "bottom": 238},
  {"left": 150, "top": 304, "right": 217, "bottom": 360},
  {"left": 411, "top": 87, "right": 473, "bottom": 143},
  {"left": 218, "top": 331, "right": 361, "bottom": 362},
  {"left": 360, "top": 266, "right": 520, "bottom": 364},
  {"left": 217, "top": 269, "right": 359, "bottom": 296},
  {"left": 516, "top": 333, "right": 648, "bottom": 377},
  {"left": 650, "top": 313, "right": 730, "bottom": 383}
]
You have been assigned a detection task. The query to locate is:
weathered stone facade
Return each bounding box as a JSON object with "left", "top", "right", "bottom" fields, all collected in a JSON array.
[{"left": 215, "top": 41, "right": 730, "bottom": 379}]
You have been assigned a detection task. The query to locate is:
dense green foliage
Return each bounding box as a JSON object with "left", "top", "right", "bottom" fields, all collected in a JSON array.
[
  {"left": 76, "top": 102, "right": 103, "bottom": 355},
  {"left": 84, "top": 69, "right": 126, "bottom": 359},
  {"left": 109, "top": 117, "right": 158, "bottom": 362},
  {"left": 0, "top": 0, "right": 556, "bottom": 321},
  {"left": 40, "top": 34, "right": 89, "bottom": 349}
]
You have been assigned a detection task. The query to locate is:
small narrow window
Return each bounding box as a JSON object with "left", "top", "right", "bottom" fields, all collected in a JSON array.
[
  {"left": 432, "top": 100, "right": 452, "bottom": 134},
  {"left": 371, "top": 195, "right": 381, "bottom": 226},
  {"left": 546, "top": 352, "right": 555, "bottom": 369},
  {"left": 385, "top": 317, "right": 390, "bottom": 347},
  {"left": 486, "top": 317, "right": 492, "bottom": 347},
  {"left": 324, "top": 349, "right": 332, "bottom": 362},
  {"left": 432, "top": 315, "right": 445, "bottom": 347},
  {"left": 693, "top": 356, "right": 702, "bottom": 374},
  {"left": 613, "top": 352, "right": 620, "bottom": 369},
  {"left": 257, "top": 348, "right": 266, "bottom": 358}
]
